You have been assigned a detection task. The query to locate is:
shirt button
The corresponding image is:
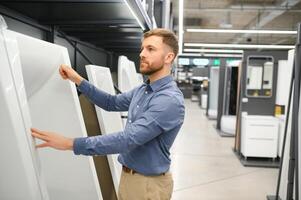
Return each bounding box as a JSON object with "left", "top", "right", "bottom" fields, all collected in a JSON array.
[
  {"left": 137, "top": 105, "right": 139, "bottom": 108},
  {"left": 129, "top": 120, "right": 132, "bottom": 123},
  {"left": 145, "top": 91, "right": 148, "bottom": 94}
]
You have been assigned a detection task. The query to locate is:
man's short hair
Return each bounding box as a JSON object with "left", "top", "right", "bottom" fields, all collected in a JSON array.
[{"left": 143, "top": 28, "right": 179, "bottom": 57}]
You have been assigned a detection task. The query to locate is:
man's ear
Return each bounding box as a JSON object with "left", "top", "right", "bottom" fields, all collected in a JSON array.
[{"left": 165, "top": 52, "right": 175, "bottom": 64}]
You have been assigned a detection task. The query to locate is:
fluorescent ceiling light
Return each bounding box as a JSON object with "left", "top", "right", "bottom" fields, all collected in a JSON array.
[
  {"left": 179, "top": 53, "right": 242, "bottom": 58},
  {"left": 178, "top": 0, "right": 184, "bottom": 54},
  {"left": 186, "top": 28, "right": 297, "bottom": 35},
  {"left": 179, "top": 53, "right": 203, "bottom": 57},
  {"left": 184, "top": 48, "right": 243, "bottom": 53},
  {"left": 203, "top": 53, "right": 243, "bottom": 58},
  {"left": 185, "top": 43, "right": 295, "bottom": 49},
  {"left": 124, "top": 0, "right": 145, "bottom": 30}
]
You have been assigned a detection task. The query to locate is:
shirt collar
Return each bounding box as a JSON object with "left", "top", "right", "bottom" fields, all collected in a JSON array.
[{"left": 144, "top": 75, "right": 173, "bottom": 92}]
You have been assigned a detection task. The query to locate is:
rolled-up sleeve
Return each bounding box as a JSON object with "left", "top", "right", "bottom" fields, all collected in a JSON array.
[
  {"left": 77, "top": 79, "right": 135, "bottom": 112},
  {"left": 73, "top": 94, "right": 185, "bottom": 156}
]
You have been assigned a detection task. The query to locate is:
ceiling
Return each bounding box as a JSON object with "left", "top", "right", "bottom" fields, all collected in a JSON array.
[
  {"left": 0, "top": 0, "right": 151, "bottom": 52},
  {"left": 1, "top": 0, "right": 301, "bottom": 54},
  {"left": 171, "top": 0, "right": 301, "bottom": 50}
]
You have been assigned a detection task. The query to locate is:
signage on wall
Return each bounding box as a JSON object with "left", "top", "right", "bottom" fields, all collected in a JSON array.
[
  {"left": 178, "top": 57, "right": 234, "bottom": 67},
  {"left": 226, "top": 58, "right": 241, "bottom": 66},
  {"left": 178, "top": 57, "right": 190, "bottom": 65},
  {"left": 192, "top": 58, "right": 209, "bottom": 66},
  {"left": 212, "top": 59, "right": 220, "bottom": 66}
]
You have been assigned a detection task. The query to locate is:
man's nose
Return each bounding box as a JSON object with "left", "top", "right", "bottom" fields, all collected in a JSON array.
[{"left": 139, "top": 48, "right": 145, "bottom": 58}]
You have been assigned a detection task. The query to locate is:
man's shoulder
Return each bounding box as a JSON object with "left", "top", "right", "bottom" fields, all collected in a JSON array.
[
  {"left": 154, "top": 85, "right": 184, "bottom": 106},
  {"left": 160, "top": 82, "right": 184, "bottom": 100}
]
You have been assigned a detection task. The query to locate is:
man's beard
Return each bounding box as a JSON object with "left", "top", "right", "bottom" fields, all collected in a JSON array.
[{"left": 140, "top": 61, "right": 164, "bottom": 76}]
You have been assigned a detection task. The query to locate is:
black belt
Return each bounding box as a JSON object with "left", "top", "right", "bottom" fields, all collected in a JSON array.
[{"left": 122, "top": 165, "right": 137, "bottom": 174}]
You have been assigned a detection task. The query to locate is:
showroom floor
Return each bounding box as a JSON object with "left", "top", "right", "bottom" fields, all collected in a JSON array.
[{"left": 170, "top": 100, "right": 278, "bottom": 200}]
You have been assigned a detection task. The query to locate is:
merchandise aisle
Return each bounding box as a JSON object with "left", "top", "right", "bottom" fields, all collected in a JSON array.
[{"left": 170, "top": 100, "right": 278, "bottom": 200}]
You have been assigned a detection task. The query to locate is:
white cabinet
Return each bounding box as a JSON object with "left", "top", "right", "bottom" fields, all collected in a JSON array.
[{"left": 241, "top": 115, "right": 279, "bottom": 158}]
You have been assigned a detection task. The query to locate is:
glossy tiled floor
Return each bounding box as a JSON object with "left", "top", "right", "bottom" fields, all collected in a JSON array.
[{"left": 170, "top": 100, "right": 278, "bottom": 200}]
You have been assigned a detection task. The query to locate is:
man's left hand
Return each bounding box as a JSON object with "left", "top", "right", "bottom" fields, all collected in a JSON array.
[{"left": 31, "top": 128, "right": 74, "bottom": 151}]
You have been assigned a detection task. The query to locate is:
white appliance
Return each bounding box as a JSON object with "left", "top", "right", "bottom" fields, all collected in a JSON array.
[
  {"left": 220, "top": 115, "right": 236, "bottom": 135},
  {"left": 1, "top": 23, "right": 102, "bottom": 199},
  {"left": 117, "top": 56, "right": 141, "bottom": 126},
  {"left": 276, "top": 59, "right": 293, "bottom": 106},
  {"left": 201, "top": 94, "right": 207, "bottom": 109},
  {"left": 278, "top": 49, "right": 295, "bottom": 200},
  {"left": 86, "top": 65, "right": 123, "bottom": 193},
  {"left": 0, "top": 17, "right": 49, "bottom": 200},
  {"left": 117, "top": 56, "right": 140, "bottom": 92},
  {"left": 208, "top": 67, "right": 219, "bottom": 119}
]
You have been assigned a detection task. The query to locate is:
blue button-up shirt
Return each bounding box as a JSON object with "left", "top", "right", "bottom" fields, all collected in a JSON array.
[{"left": 73, "top": 75, "right": 185, "bottom": 175}]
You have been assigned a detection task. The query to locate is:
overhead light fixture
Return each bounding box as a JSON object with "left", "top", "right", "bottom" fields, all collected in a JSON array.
[
  {"left": 124, "top": 0, "right": 145, "bottom": 30},
  {"left": 179, "top": 53, "right": 242, "bottom": 58},
  {"left": 178, "top": 0, "right": 184, "bottom": 54},
  {"left": 179, "top": 53, "right": 202, "bottom": 57},
  {"left": 203, "top": 53, "right": 243, "bottom": 58},
  {"left": 184, "top": 48, "right": 243, "bottom": 53},
  {"left": 185, "top": 43, "right": 295, "bottom": 49},
  {"left": 125, "top": 36, "right": 142, "bottom": 39},
  {"left": 186, "top": 28, "right": 297, "bottom": 35}
]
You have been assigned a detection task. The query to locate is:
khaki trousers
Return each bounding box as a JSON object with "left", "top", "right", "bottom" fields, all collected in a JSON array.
[{"left": 118, "top": 170, "right": 173, "bottom": 200}]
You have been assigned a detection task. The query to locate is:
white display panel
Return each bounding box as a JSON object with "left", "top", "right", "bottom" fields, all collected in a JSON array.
[
  {"left": 277, "top": 115, "right": 286, "bottom": 157},
  {"left": 294, "top": 75, "right": 301, "bottom": 199},
  {"left": 117, "top": 56, "right": 140, "bottom": 92},
  {"left": 208, "top": 67, "right": 219, "bottom": 118},
  {"left": 117, "top": 56, "right": 141, "bottom": 126},
  {"left": 247, "top": 65, "right": 263, "bottom": 90},
  {"left": 137, "top": 73, "right": 144, "bottom": 85},
  {"left": 86, "top": 65, "right": 123, "bottom": 192},
  {"left": 129, "top": 61, "right": 141, "bottom": 87},
  {"left": 262, "top": 62, "right": 273, "bottom": 89},
  {"left": 0, "top": 22, "right": 49, "bottom": 200},
  {"left": 276, "top": 51, "right": 294, "bottom": 106},
  {"left": 279, "top": 99, "right": 292, "bottom": 199},
  {"left": 4, "top": 30, "right": 102, "bottom": 200},
  {"left": 278, "top": 49, "right": 295, "bottom": 199}
]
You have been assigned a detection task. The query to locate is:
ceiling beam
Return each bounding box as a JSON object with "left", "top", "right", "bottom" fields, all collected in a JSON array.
[
  {"left": 40, "top": 19, "right": 138, "bottom": 25},
  {"left": 105, "top": 48, "right": 140, "bottom": 52},
  {"left": 65, "top": 32, "right": 142, "bottom": 37},
  {"left": 62, "top": 27, "right": 142, "bottom": 32},
  {"left": 104, "top": 46, "right": 140, "bottom": 49},
  {"left": 0, "top": 0, "right": 123, "bottom": 3},
  {"left": 80, "top": 36, "right": 142, "bottom": 41},
  {"left": 93, "top": 40, "right": 141, "bottom": 45}
]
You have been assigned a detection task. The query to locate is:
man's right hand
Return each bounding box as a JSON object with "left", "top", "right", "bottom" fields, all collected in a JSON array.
[{"left": 59, "top": 64, "right": 84, "bottom": 85}]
